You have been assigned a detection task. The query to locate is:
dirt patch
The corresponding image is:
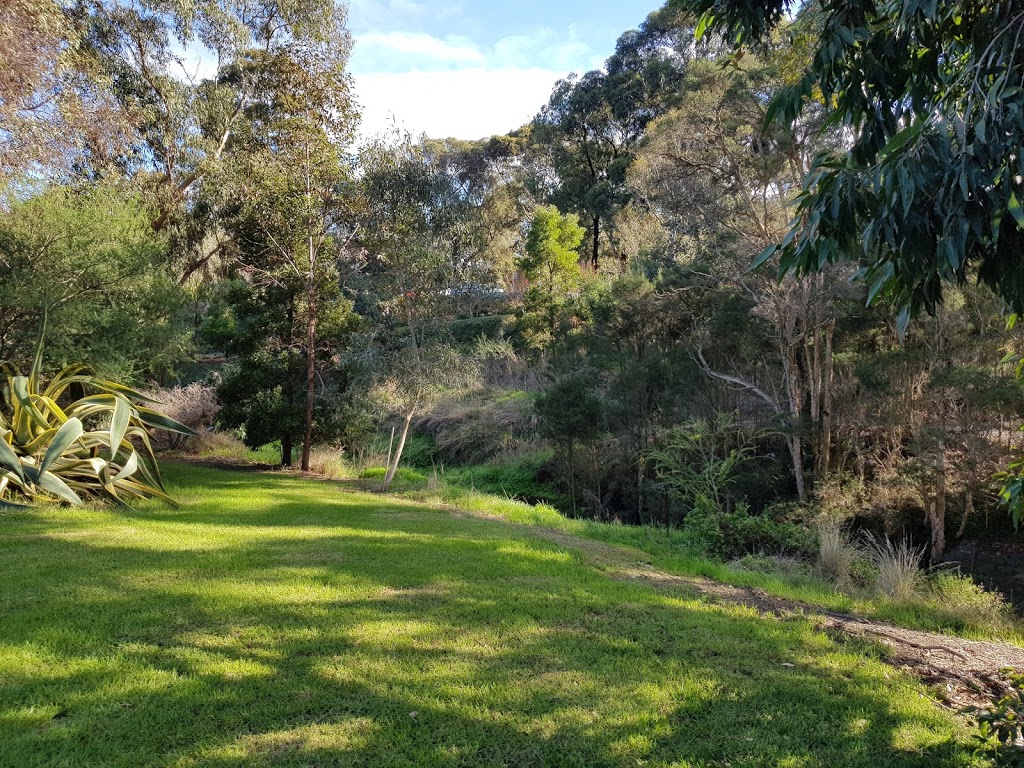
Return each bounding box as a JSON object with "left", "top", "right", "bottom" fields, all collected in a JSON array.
[{"left": 525, "top": 527, "right": 1024, "bottom": 709}]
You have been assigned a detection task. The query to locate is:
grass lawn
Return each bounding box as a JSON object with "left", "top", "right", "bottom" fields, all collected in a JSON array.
[{"left": 0, "top": 464, "right": 989, "bottom": 767}]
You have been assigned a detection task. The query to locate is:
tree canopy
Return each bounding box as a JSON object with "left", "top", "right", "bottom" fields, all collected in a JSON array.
[{"left": 674, "top": 0, "right": 1024, "bottom": 318}]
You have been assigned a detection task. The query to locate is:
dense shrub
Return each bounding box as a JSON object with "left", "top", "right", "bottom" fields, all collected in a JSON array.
[
  {"left": 680, "top": 497, "right": 817, "bottom": 559},
  {"left": 927, "top": 570, "right": 1014, "bottom": 633}
]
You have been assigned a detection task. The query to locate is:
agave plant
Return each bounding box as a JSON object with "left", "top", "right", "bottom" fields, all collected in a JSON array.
[{"left": 0, "top": 331, "right": 196, "bottom": 508}]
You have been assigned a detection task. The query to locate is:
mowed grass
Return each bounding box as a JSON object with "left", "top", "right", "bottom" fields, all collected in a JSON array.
[{"left": 0, "top": 465, "right": 987, "bottom": 767}]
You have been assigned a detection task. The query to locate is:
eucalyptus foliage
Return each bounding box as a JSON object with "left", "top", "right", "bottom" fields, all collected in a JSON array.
[{"left": 678, "top": 0, "right": 1024, "bottom": 318}]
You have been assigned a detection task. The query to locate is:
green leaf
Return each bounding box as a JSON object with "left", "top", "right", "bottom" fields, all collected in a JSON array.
[
  {"left": 1009, "top": 191, "right": 1024, "bottom": 228},
  {"left": 24, "top": 466, "right": 83, "bottom": 506},
  {"left": 134, "top": 407, "right": 198, "bottom": 436},
  {"left": 881, "top": 121, "right": 923, "bottom": 156},
  {"left": 39, "top": 418, "right": 84, "bottom": 475},
  {"left": 895, "top": 304, "right": 912, "bottom": 341},
  {"left": 0, "top": 432, "right": 26, "bottom": 482},
  {"left": 750, "top": 244, "right": 777, "bottom": 272},
  {"left": 109, "top": 397, "right": 131, "bottom": 462},
  {"left": 695, "top": 11, "right": 715, "bottom": 40},
  {"left": 114, "top": 450, "right": 139, "bottom": 482},
  {"left": 867, "top": 263, "right": 895, "bottom": 305}
]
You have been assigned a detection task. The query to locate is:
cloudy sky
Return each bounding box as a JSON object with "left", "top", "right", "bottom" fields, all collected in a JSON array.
[{"left": 347, "top": 0, "right": 657, "bottom": 141}]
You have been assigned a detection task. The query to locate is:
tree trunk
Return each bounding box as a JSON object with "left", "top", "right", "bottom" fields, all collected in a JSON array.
[
  {"left": 300, "top": 140, "right": 317, "bottom": 473},
  {"left": 592, "top": 215, "right": 600, "bottom": 270},
  {"left": 930, "top": 438, "right": 947, "bottom": 561},
  {"left": 956, "top": 488, "right": 973, "bottom": 541},
  {"left": 789, "top": 435, "right": 806, "bottom": 503},
  {"left": 301, "top": 289, "right": 316, "bottom": 472},
  {"left": 382, "top": 410, "right": 414, "bottom": 491},
  {"left": 568, "top": 439, "right": 577, "bottom": 516},
  {"left": 281, "top": 433, "right": 293, "bottom": 467}
]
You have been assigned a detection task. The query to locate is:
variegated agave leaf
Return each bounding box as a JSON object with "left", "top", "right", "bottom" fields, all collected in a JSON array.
[{"left": 0, "top": 338, "right": 196, "bottom": 507}]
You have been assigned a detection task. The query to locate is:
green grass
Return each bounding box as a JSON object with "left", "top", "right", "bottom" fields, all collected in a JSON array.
[
  {"left": 0, "top": 464, "right": 990, "bottom": 767},
  {"left": 406, "top": 483, "right": 1024, "bottom": 644}
]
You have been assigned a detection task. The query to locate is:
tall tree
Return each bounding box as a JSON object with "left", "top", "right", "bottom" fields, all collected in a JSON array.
[
  {"left": 518, "top": 205, "right": 586, "bottom": 347},
  {"left": 73, "top": 0, "right": 353, "bottom": 281},
  {"left": 210, "top": 3, "right": 357, "bottom": 470},
  {"left": 532, "top": 7, "right": 690, "bottom": 268},
  {"left": 0, "top": 0, "right": 129, "bottom": 185}
]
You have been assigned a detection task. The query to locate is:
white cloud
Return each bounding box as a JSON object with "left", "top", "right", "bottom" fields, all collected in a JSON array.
[
  {"left": 356, "top": 31, "right": 485, "bottom": 66},
  {"left": 353, "top": 68, "right": 563, "bottom": 141}
]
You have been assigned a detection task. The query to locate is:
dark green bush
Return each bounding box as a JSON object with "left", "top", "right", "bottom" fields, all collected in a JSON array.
[{"left": 680, "top": 498, "right": 817, "bottom": 560}]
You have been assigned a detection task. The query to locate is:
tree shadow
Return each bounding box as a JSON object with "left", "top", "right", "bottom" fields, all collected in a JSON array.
[{"left": 0, "top": 470, "right": 979, "bottom": 767}]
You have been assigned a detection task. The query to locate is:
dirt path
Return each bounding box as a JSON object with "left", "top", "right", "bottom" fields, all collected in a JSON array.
[{"left": 522, "top": 526, "right": 1024, "bottom": 709}]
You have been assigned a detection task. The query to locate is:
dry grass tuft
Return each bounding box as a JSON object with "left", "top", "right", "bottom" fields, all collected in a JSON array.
[{"left": 863, "top": 532, "right": 923, "bottom": 600}]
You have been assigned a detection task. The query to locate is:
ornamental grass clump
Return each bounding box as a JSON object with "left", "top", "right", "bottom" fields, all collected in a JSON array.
[
  {"left": 816, "top": 522, "right": 856, "bottom": 586},
  {"left": 0, "top": 327, "right": 194, "bottom": 507},
  {"left": 864, "top": 532, "right": 924, "bottom": 601}
]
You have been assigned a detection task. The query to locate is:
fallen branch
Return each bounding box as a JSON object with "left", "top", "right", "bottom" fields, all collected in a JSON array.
[{"left": 840, "top": 623, "right": 969, "bottom": 663}]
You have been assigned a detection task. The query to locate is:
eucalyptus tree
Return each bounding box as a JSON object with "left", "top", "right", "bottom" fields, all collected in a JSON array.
[
  {"left": 209, "top": 18, "right": 358, "bottom": 471},
  {"left": 532, "top": 5, "right": 691, "bottom": 269},
  {"left": 676, "top": 0, "right": 1024, "bottom": 319},
  {"left": 353, "top": 136, "right": 482, "bottom": 490},
  {"left": 629, "top": 51, "right": 851, "bottom": 502},
  {"left": 0, "top": 0, "right": 130, "bottom": 186},
  {"left": 72, "top": 0, "right": 353, "bottom": 283}
]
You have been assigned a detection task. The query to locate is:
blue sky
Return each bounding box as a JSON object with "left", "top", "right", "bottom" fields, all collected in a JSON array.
[{"left": 347, "top": 0, "right": 661, "bottom": 140}]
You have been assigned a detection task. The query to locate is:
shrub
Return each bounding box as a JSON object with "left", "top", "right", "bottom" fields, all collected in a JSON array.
[
  {"left": 145, "top": 382, "right": 220, "bottom": 451},
  {"left": 722, "top": 506, "right": 818, "bottom": 558},
  {"left": 680, "top": 498, "right": 817, "bottom": 560},
  {"left": 864, "top": 532, "right": 923, "bottom": 600},
  {"left": 928, "top": 570, "right": 1014, "bottom": 632},
  {"left": 964, "top": 668, "right": 1024, "bottom": 766},
  {"left": 680, "top": 496, "right": 726, "bottom": 556}
]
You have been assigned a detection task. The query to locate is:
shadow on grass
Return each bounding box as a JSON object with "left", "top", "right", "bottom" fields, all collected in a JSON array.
[{"left": 0, "top": 467, "right": 981, "bottom": 767}]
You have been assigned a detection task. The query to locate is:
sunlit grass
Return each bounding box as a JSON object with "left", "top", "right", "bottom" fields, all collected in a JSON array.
[
  {"left": 0, "top": 464, "right": 988, "bottom": 767},
  {"left": 405, "top": 482, "right": 1024, "bottom": 644}
]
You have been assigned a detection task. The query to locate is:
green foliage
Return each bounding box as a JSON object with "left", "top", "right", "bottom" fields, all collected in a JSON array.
[
  {"left": 964, "top": 669, "right": 1024, "bottom": 766},
  {"left": 685, "top": 0, "right": 1024, "bottom": 315},
  {"left": 0, "top": 185, "right": 190, "bottom": 381},
  {"left": 681, "top": 496, "right": 817, "bottom": 559},
  {"left": 0, "top": 330, "right": 194, "bottom": 507},
  {"left": 646, "top": 417, "right": 755, "bottom": 509},
  {"left": 518, "top": 205, "right": 586, "bottom": 347},
  {"left": 534, "top": 375, "right": 603, "bottom": 449},
  {"left": 447, "top": 315, "right": 510, "bottom": 345},
  {"left": 444, "top": 450, "right": 561, "bottom": 507},
  {"left": 680, "top": 495, "right": 727, "bottom": 556}
]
